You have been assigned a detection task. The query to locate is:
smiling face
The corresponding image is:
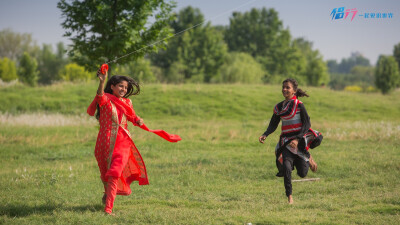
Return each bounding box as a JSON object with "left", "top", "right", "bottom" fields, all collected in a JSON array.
[
  {"left": 282, "top": 81, "right": 296, "bottom": 100},
  {"left": 111, "top": 80, "right": 128, "bottom": 98}
]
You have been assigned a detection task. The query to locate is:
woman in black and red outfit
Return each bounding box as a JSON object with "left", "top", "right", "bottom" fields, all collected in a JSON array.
[{"left": 259, "top": 78, "right": 322, "bottom": 204}]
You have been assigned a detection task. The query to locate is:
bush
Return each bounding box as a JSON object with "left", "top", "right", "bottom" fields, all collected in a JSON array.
[
  {"left": 375, "top": 55, "right": 400, "bottom": 94},
  {"left": 365, "top": 86, "right": 377, "bottom": 93},
  {"left": 59, "top": 63, "right": 92, "bottom": 82},
  {"left": 344, "top": 85, "right": 362, "bottom": 92},
  {"left": 116, "top": 58, "right": 157, "bottom": 83},
  {"left": 167, "top": 61, "right": 186, "bottom": 84},
  {"left": 212, "top": 52, "right": 265, "bottom": 84},
  {"left": 0, "top": 57, "right": 18, "bottom": 82},
  {"left": 18, "top": 52, "right": 39, "bottom": 86}
]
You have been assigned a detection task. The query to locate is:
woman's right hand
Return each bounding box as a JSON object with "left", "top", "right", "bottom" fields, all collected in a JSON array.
[
  {"left": 97, "top": 68, "right": 107, "bottom": 83},
  {"left": 259, "top": 135, "right": 267, "bottom": 144}
]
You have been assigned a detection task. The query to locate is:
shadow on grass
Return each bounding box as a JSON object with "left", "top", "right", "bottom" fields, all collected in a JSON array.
[{"left": 0, "top": 203, "right": 103, "bottom": 218}]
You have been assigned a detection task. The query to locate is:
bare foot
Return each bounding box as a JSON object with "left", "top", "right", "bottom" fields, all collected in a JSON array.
[
  {"left": 104, "top": 211, "right": 115, "bottom": 216},
  {"left": 309, "top": 155, "right": 318, "bottom": 172},
  {"left": 288, "top": 195, "right": 293, "bottom": 204}
]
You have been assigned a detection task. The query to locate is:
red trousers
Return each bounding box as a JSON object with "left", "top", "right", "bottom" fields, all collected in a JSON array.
[{"left": 104, "top": 176, "right": 118, "bottom": 214}]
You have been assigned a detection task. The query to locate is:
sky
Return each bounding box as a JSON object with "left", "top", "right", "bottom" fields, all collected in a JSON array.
[{"left": 0, "top": 0, "right": 399, "bottom": 64}]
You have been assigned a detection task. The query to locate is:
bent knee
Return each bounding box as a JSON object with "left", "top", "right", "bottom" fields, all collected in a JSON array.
[{"left": 297, "top": 171, "right": 307, "bottom": 178}]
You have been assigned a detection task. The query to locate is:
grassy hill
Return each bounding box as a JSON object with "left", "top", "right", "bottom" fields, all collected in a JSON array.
[
  {"left": 1, "top": 81, "right": 399, "bottom": 122},
  {"left": 0, "top": 82, "right": 399, "bottom": 224}
]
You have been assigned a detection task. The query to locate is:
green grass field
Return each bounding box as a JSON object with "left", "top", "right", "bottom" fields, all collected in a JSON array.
[{"left": 1, "top": 82, "right": 399, "bottom": 224}]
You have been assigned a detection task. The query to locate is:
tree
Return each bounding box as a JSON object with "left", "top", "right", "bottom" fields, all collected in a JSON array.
[
  {"left": 328, "top": 52, "right": 370, "bottom": 74},
  {"left": 350, "top": 66, "right": 375, "bottom": 84},
  {"left": 328, "top": 53, "right": 374, "bottom": 90},
  {"left": 58, "top": 0, "right": 175, "bottom": 72},
  {"left": 224, "top": 8, "right": 305, "bottom": 80},
  {"left": 59, "top": 63, "right": 92, "bottom": 82},
  {"left": 115, "top": 58, "right": 156, "bottom": 83},
  {"left": 0, "top": 28, "right": 38, "bottom": 61},
  {"left": 292, "top": 38, "right": 329, "bottom": 86},
  {"left": 212, "top": 52, "right": 265, "bottom": 83},
  {"left": 225, "top": 8, "right": 283, "bottom": 57},
  {"left": 178, "top": 25, "right": 227, "bottom": 83},
  {"left": 375, "top": 55, "right": 400, "bottom": 94},
  {"left": 37, "top": 44, "right": 62, "bottom": 84},
  {"left": 305, "top": 51, "right": 329, "bottom": 86},
  {"left": 0, "top": 57, "right": 18, "bottom": 82},
  {"left": 151, "top": 6, "right": 227, "bottom": 83},
  {"left": 327, "top": 60, "right": 339, "bottom": 74},
  {"left": 18, "top": 52, "right": 39, "bottom": 86},
  {"left": 393, "top": 42, "right": 400, "bottom": 72}
]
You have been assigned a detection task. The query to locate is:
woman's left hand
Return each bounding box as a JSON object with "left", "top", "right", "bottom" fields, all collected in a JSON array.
[
  {"left": 289, "top": 139, "right": 298, "bottom": 148},
  {"left": 137, "top": 118, "right": 144, "bottom": 126}
]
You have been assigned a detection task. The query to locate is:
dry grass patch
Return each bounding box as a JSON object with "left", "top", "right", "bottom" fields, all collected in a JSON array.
[
  {"left": 0, "top": 113, "right": 97, "bottom": 127},
  {"left": 321, "top": 121, "right": 400, "bottom": 141}
]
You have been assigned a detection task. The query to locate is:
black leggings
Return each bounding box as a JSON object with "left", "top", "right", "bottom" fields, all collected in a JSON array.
[{"left": 282, "top": 148, "right": 309, "bottom": 196}]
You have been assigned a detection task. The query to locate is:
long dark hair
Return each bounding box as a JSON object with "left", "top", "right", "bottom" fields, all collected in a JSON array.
[
  {"left": 96, "top": 75, "right": 140, "bottom": 120},
  {"left": 283, "top": 78, "right": 309, "bottom": 98}
]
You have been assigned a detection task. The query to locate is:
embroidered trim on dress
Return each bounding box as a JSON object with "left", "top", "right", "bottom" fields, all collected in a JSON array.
[{"left": 107, "top": 102, "right": 119, "bottom": 169}]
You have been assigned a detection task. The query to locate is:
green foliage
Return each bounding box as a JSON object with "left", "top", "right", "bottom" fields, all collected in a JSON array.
[
  {"left": 166, "top": 61, "right": 185, "bottom": 83},
  {"left": 0, "top": 30, "right": 68, "bottom": 85},
  {"left": 58, "top": 0, "right": 175, "bottom": 71},
  {"left": 152, "top": 6, "right": 227, "bottom": 83},
  {"left": 305, "top": 51, "right": 329, "bottom": 86},
  {"left": 0, "top": 28, "right": 38, "bottom": 61},
  {"left": 393, "top": 42, "right": 400, "bottom": 67},
  {"left": 212, "top": 52, "right": 265, "bottom": 83},
  {"left": 0, "top": 57, "right": 18, "bottom": 82},
  {"left": 37, "top": 43, "right": 68, "bottom": 84},
  {"left": 327, "top": 53, "right": 371, "bottom": 74},
  {"left": 375, "top": 55, "right": 400, "bottom": 94},
  {"left": 330, "top": 70, "right": 376, "bottom": 92},
  {"left": 225, "top": 8, "right": 283, "bottom": 58},
  {"left": 350, "top": 65, "right": 375, "bottom": 83},
  {"left": 329, "top": 64, "right": 375, "bottom": 90},
  {"left": 293, "top": 38, "right": 329, "bottom": 86},
  {"left": 18, "top": 52, "right": 39, "bottom": 86},
  {"left": 59, "top": 63, "right": 92, "bottom": 82},
  {"left": 115, "top": 58, "right": 156, "bottom": 83},
  {"left": 344, "top": 85, "right": 362, "bottom": 92},
  {"left": 224, "top": 8, "right": 295, "bottom": 76},
  {"left": 224, "top": 8, "right": 326, "bottom": 86},
  {"left": 170, "top": 6, "right": 204, "bottom": 32}
]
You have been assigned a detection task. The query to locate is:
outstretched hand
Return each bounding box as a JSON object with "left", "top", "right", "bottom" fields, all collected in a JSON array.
[
  {"left": 137, "top": 117, "right": 144, "bottom": 126},
  {"left": 259, "top": 135, "right": 267, "bottom": 144}
]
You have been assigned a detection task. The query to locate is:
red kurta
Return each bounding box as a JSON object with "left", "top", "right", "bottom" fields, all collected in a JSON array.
[
  {"left": 94, "top": 94, "right": 148, "bottom": 195},
  {"left": 87, "top": 93, "right": 181, "bottom": 196}
]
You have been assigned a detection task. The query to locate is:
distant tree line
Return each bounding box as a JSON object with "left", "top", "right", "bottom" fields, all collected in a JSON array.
[{"left": 1, "top": 2, "right": 399, "bottom": 94}]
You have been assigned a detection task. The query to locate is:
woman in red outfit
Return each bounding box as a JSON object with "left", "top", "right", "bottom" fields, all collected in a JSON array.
[
  {"left": 93, "top": 68, "right": 146, "bottom": 214},
  {"left": 87, "top": 67, "right": 181, "bottom": 215}
]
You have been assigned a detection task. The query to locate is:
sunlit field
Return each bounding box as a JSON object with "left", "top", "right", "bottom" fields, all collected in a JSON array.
[{"left": 1, "top": 83, "right": 399, "bottom": 224}]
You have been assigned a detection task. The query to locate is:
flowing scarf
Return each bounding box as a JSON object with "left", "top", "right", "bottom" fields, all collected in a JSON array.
[
  {"left": 87, "top": 93, "right": 181, "bottom": 142},
  {"left": 273, "top": 95, "right": 299, "bottom": 120}
]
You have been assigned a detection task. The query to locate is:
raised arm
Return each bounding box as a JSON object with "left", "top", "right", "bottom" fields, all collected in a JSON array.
[{"left": 97, "top": 68, "right": 107, "bottom": 96}]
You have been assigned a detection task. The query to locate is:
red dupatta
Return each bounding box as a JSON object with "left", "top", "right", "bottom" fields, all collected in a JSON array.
[{"left": 87, "top": 93, "right": 182, "bottom": 142}]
